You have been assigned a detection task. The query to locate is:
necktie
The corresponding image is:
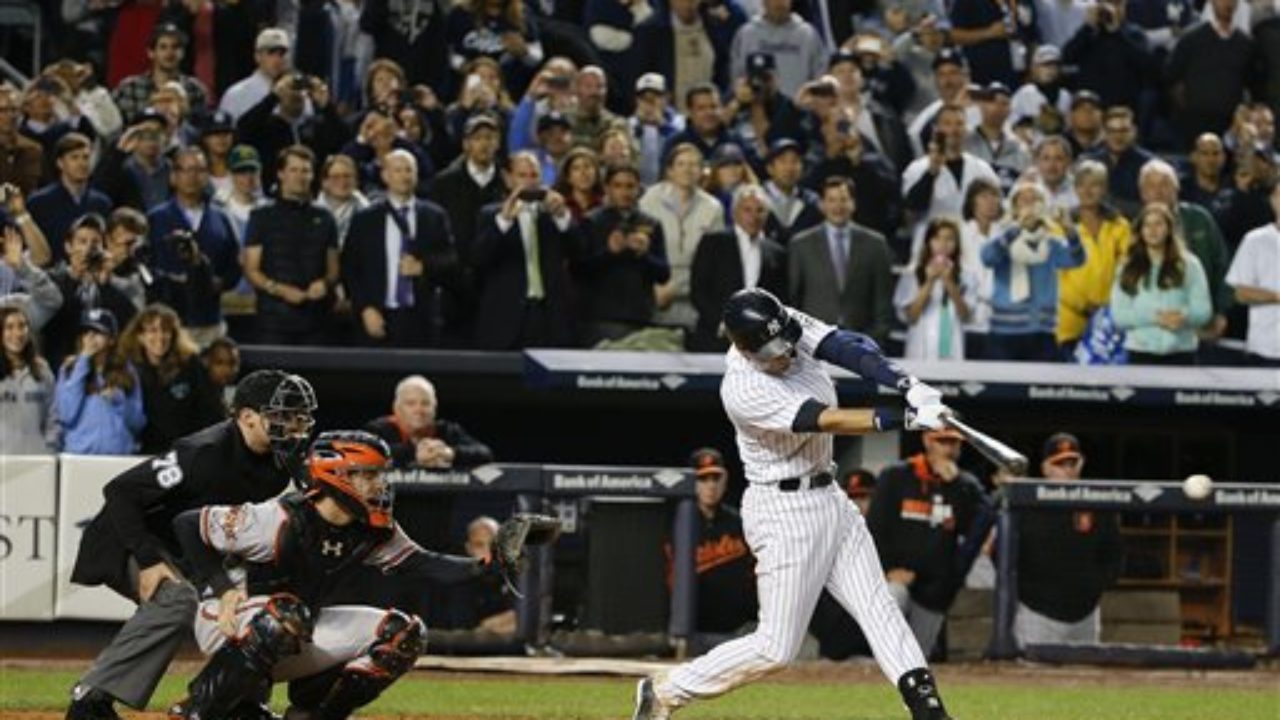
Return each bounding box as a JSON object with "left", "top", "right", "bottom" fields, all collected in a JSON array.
[
  {"left": 832, "top": 228, "right": 849, "bottom": 290},
  {"left": 522, "top": 209, "right": 545, "bottom": 299},
  {"left": 390, "top": 205, "right": 415, "bottom": 308},
  {"left": 938, "top": 294, "right": 955, "bottom": 359}
]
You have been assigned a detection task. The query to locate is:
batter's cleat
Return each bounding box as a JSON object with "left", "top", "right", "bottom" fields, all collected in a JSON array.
[
  {"left": 898, "top": 668, "right": 953, "bottom": 720},
  {"left": 632, "top": 676, "right": 672, "bottom": 720},
  {"left": 65, "top": 685, "right": 122, "bottom": 720}
]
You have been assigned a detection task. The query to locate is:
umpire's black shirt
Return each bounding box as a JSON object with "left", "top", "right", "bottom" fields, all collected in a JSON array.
[
  {"left": 244, "top": 197, "right": 338, "bottom": 333},
  {"left": 70, "top": 419, "right": 288, "bottom": 594}
]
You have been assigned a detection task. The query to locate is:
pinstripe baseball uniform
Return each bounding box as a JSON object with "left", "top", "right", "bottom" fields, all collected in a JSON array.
[{"left": 654, "top": 310, "right": 928, "bottom": 707}]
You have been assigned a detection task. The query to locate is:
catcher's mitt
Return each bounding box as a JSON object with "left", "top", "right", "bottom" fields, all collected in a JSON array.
[{"left": 492, "top": 513, "right": 561, "bottom": 597}]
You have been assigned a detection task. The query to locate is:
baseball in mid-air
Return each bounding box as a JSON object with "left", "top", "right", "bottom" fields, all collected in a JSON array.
[{"left": 1183, "top": 474, "right": 1214, "bottom": 500}]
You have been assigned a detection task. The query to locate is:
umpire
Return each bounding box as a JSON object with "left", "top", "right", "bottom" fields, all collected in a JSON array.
[{"left": 65, "top": 370, "right": 319, "bottom": 720}]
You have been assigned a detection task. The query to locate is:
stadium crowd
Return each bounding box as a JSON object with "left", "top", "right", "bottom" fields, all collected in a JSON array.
[{"left": 2, "top": 0, "right": 1279, "bottom": 455}]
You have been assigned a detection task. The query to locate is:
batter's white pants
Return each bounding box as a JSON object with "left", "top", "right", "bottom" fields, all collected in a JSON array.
[
  {"left": 194, "top": 596, "right": 394, "bottom": 681},
  {"left": 657, "top": 483, "right": 927, "bottom": 707}
]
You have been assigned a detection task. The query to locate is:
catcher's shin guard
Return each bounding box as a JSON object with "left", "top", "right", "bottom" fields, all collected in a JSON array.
[
  {"left": 288, "top": 609, "right": 425, "bottom": 720},
  {"left": 174, "top": 595, "right": 313, "bottom": 720},
  {"left": 898, "top": 668, "right": 953, "bottom": 720}
]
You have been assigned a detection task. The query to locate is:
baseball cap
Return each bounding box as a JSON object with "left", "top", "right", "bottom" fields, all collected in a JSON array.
[
  {"left": 150, "top": 22, "right": 188, "bottom": 48},
  {"left": 975, "top": 81, "right": 1011, "bottom": 100},
  {"left": 932, "top": 46, "right": 967, "bottom": 70},
  {"left": 635, "top": 73, "right": 667, "bottom": 95},
  {"left": 228, "top": 144, "right": 262, "bottom": 173},
  {"left": 766, "top": 137, "right": 803, "bottom": 163},
  {"left": 202, "top": 110, "right": 235, "bottom": 137},
  {"left": 256, "top": 28, "right": 291, "bottom": 52},
  {"left": 1032, "top": 44, "right": 1062, "bottom": 65},
  {"left": 711, "top": 143, "right": 747, "bottom": 167},
  {"left": 690, "top": 447, "right": 727, "bottom": 477},
  {"left": 844, "top": 469, "right": 877, "bottom": 498},
  {"left": 130, "top": 107, "right": 168, "bottom": 129},
  {"left": 746, "top": 52, "right": 776, "bottom": 77},
  {"left": 829, "top": 49, "right": 858, "bottom": 69},
  {"left": 80, "top": 308, "right": 118, "bottom": 337},
  {"left": 463, "top": 113, "right": 501, "bottom": 137},
  {"left": 853, "top": 35, "right": 885, "bottom": 56},
  {"left": 1071, "top": 90, "right": 1102, "bottom": 111},
  {"left": 1043, "top": 432, "right": 1083, "bottom": 463},
  {"left": 536, "top": 110, "right": 571, "bottom": 133}
]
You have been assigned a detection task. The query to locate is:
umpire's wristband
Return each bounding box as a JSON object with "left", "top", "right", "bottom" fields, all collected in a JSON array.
[{"left": 874, "top": 407, "right": 904, "bottom": 431}]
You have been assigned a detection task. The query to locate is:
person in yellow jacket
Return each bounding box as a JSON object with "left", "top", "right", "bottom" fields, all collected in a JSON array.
[{"left": 1056, "top": 160, "right": 1132, "bottom": 354}]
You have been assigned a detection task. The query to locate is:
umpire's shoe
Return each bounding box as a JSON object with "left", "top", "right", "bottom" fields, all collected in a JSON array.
[
  {"left": 898, "top": 668, "right": 954, "bottom": 720},
  {"left": 66, "top": 685, "right": 122, "bottom": 720},
  {"left": 632, "top": 676, "right": 673, "bottom": 720}
]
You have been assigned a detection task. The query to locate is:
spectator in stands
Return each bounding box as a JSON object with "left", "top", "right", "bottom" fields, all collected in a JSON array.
[
  {"left": 118, "top": 304, "right": 224, "bottom": 454},
  {"left": 666, "top": 447, "right": 757, "bottom": 655},
  {"left": 200, "top": 336, "right": 240, "bottom": 411},
  {"left": 531, "top": 111, "right": 574, "bottom": 186},
  {"left": 631, "top": 0, "right": 746, "bottom": 110},
  {"left": 102, "top": 208, "right": 149, "bottom": 312},
  {"left": 1056, "top": 160, "right": 1132, "bottom": 356},
  {"left": 365, "top": 374, "right": 494, "bottom": 468},
  {"left": 568, "top": 66, "right": 625, "bottom": 151},
  {"left": 906, "top": 48, "right": 979, "bottom": 157},
  {"left": 1030, "top": 135, "right": 1078, "bottom": 213},
  {"left": 689, "top": 184, "right": 786, "bottom": 351},
  {"left": 19, "top": 76, "right": 98, "bottom": 182},
  {"left": 146, "top": 147, "right": 241, "bottom": 346},
  {"left": 902, "top": 103, "right": 1000, "bottom": 253},
  {"left": 446, "top": 58, "right": 516, "bottom": 143},
  {"left": 895, "top": 216, "right": 978, "bottom": 359},
  {"left": 891, "top": 15, "right": 948, "bottom": 123},
  {"left": 27, "top": 133, "right": 112, "bottom": 266},
  {"left": 826, "top": 49, "right": 912, "bottom": 173},
  {"left": 0, "top": 304, "right": 58, "bottom": 454},
  {"left": 665, "top": 85, "right": 744, "bottom": 167},
  {"left": 315, "top": 154, "right": 371, "bottom": 250},
  {"left": 1, "top": 181, "right": 53, "bottom": 270},
  {"left": 1064, "top": 90, "right": 1104, "bottom": 158},
  {"left": 243, "top": 145, "right": 340, "bottom": 345},
  {"left": 113, "top": 23, "right": 209, "bottom": 126},
  {"left": 1110, "top": 202, "right": 1212, "bottom": 364},
  {"left": 789, "top": 176, "right": 895, "bottom": 343},
  {"left": 959, "top": 177, "right": 1006, "bottom": 358},
  {"left": 55, "top": 308, "right": 145, "bottom": 455},
  {"left": 359, "top": 0, "right": 451, "bottom": 90},
  {"left": 555, "top": 147, "right": 604, "bottom": 221},
  {"left": 343, "top": 149, "right": 459, "bottom": 348},
  {"left": 576, "top": 163, "right": 670, "bottom": 345},
  {"left": 948, "top": 0, "right": 1037, "bottom": 88},
  {"left": 729, "top": 0, "right": 825, "bottom": 98},
  {"left": 1136, "top": 159, "right": 1232, "bottom": 340},
  {"left": 761, "top": 139, "right": 821, "bottom": 240},
  {"left": 601, "top": 127, "right": 640, "bottom": 168},
  {"left": 845, "top": 33, "right": 919, "bottom": 122},
  {"left": 1014, "top": 432, "right": 1121, "bottom": 648},
  {"left": 1061, "top": 0, "right": 1156, "bottom": 111},
  {"left": 802, "top": 120, "right": 902, "bottom": 244},
  {"left": 965, "top": 83, "right": 1030, "bottom": 192},
  {"left": 868, "top": 427, "right": 987, "bottom": 657},
  {"left": 1085, "top": 107, "right": 1156, "bottom": 217},
  {"left": 93, "top": 108, "right": 173, "bottom": 212},
  {"left": 982, "top": 180, "right": 1085, "bottom": 360},
  {"left": 1009, "top": 45, "right": 1071, "bottom": 135},
  {"left": 44, "top": 214, "right": 138, "bottom": 366},
  {"left": 0, "top": 85, "right": 44, "bottom": 197},
  {"left": 200, "top": 112, "right": 237, "bottom": 200},
  {"left": 628, "top": 74, "right": 685, "bottom": 187},
  {"left": 1226, "top": 181, "right": 1280, "bottom": 366},
  {"left": 215, "top": 145, "right": 266, "bottom": 244},
  {"left": 219, "top": 28, "right": 293, "bottom": 121},
  {"left": 704, "top": 144, "right": 757, "bottom": 224},
  {"left": 473, "top": 151, "right": 579, "bottom": 349},
  {"left": 237, "top": 73, "right": 349, "bottom": 184},
  {"left": 639, "top": 143, "right": 725, "bottom": 333},
  {"left": 507, "top": 59, "right": 579, "bottom": 155},
  {"left": 723, "top": 53, "right": 803, "bottom": 168},
  {"left": 0, "top": 217, "right": 61, "bottom": 330},
  {"left": 1181, "top": 134, "right": 1230, "bottom": 211},
  {"left": 446, "top": 0, "right": 545, "bottom": 95},
  {"left": 1167, "top": 0, "right": 1255, "bottom": 148},
  {"left": 149, "top": 80, "right": 199, "bottom": 151}
]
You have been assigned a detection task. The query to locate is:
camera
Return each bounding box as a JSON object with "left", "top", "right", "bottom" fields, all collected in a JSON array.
[
  {"left": 517, "top": 187, "right": 548, "bottom": 203},
  {"left": 545, "top": 74, "right": 572, "bottom": 91},
  {"left": 166, "top": 229, "right": 201, "bottom": 266},
  {"left": 290, "top": 73, "right": 310, "bottom": 92}
]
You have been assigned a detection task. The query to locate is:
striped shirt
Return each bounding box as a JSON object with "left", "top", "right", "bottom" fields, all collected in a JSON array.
[{"left": 721, "top": 310, "right": 838, "bottom": 484}]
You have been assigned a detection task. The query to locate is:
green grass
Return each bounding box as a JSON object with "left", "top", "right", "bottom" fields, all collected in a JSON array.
[{"left": 2, "top": 667, "right": 1276, "bottom": 719}]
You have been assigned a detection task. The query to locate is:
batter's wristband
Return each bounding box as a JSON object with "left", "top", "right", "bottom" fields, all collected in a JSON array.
[{"left": 874, "top": 407, "right": 903, "bottom": 431}]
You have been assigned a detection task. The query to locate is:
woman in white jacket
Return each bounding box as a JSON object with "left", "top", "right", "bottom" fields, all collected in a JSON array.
[
  {"left": 895, "top": 216, "right": 978, "bottom": 360},
  {"left": 638, "top": 142, "right": 725, "bottom": 331}
]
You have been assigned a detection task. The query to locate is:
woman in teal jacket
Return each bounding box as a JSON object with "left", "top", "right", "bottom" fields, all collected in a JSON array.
[{"left": 1110, "top": 203, "right": 1212, "bottom": 365}]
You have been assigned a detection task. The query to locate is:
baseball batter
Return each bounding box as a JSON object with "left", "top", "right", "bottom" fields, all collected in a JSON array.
[{"left": 634, "top": 288, "right": 956, "bottom": 720}]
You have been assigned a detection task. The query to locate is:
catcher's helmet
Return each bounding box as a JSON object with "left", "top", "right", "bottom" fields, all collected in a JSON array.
[
  {"left": 307, "top": 430, "right": 393, "bottom": 528},
  {"left": 722, "top": 288, "right": 801, "bottom": 361}
]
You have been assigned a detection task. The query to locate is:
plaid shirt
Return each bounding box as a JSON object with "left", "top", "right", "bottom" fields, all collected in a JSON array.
[{"left": 112, "top": 73, "right": 210, "bottom": 122}]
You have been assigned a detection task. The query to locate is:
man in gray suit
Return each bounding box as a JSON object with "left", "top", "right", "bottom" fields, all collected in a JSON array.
[{"left": 788, "top": 176, "right": 895, "bottom": 344}]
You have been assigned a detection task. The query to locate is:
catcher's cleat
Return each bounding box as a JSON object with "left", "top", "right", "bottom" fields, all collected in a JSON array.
[
  {"left": 65, "top": 685, "right": 121, "bottom": 720},
  {"left": 632, "top": 677, "right": 672, "bottom": 720},
  {"left": 898, "top": 668, "right": 954, "bottom": 720}
]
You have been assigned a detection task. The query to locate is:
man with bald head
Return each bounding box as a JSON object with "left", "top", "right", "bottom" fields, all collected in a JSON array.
[
  {"left": 343, "top": 149, "right": 459, "bottom": 347},
  {"left": 364, "top": 374, "right": 494, "bottom": 468},
  {"left": 1182, "top": 134, "right": 1229, "bottom": 210}
]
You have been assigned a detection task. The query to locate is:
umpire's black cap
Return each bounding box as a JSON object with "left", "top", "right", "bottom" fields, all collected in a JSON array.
[
  {"left": 722, "top": 288, "right": 801, "bottom": 360},
  {"left": 232, "top": 369, "right": 317, "bottom": 415}
]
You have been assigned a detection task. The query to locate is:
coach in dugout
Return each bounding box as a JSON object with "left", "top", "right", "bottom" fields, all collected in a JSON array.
[{"left": 1013, "top": 432, "right": 1122, "bottom": 648}]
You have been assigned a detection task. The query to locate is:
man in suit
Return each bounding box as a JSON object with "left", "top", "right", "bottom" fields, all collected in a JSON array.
[
  {"left": 689, "top": 184, "right": 787, "bottom": 352},
  {"left": 763, "top": 138, "right": 823, "bottom": 242},
  {"left": 473, "top": 151, "right": 579, "bottom": 350},
  {"left": 788, "top": 176, "right": 895, "bottom": 344},
  {"left": 342, "top": 149, "right": 458, "bottom": 348},
  {"left": 428, "top": 114, "right": 508, "bottom": 347}
]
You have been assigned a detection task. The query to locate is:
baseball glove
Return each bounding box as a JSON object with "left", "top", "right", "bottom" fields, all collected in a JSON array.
[{"left": 492, "top": 513, "right": 561, "bottom": 596}]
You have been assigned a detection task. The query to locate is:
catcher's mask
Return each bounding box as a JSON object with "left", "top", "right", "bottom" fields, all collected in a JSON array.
[{"left": 307, "top": 430, "right": 393, "bottom": 528}]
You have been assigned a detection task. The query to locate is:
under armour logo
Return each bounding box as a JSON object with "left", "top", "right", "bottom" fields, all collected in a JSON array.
[
  {"left": 766, "top": 319, "right": 781, "bottom": 336},
  {"left": 321, "top": 540, "right": 344, "bottom": 557}
]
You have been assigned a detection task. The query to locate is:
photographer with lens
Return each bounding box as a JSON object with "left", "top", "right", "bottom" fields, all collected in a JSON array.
[
  {"left": 723, "top": 53, "right": 803, "bottom": 167},
  {"left": 43, "top": 214, "right": 138, "bottom": 365},
  {"left": 236, "top": 70, "right": 349, "bottom": 183}
]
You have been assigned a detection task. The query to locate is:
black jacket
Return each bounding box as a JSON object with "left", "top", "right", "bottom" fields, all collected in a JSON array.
[
  {"left": 688, "top": 229, "right": 787, "bottom": 352},
  {"left": 574, "top": 206, "right": 670, "bottom": 326},
  {"left": 69, "top": 419, "right": 288, "bottom": 594},
  {"left": 42, "top": 266, "right": 138, "bottom": 366},
  {"left": 236, "top": 94, "right": 349, "bottom": 182},
  {"left": 136, "top": 356, "right": 226, "bottom": 455},
  {"left": 364, "top": 414, "right": 495, "bottom": 469}
]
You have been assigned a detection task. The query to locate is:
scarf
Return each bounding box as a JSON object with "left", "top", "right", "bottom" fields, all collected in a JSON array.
[{"left": 1008, "top": 229, "right": 1051, "bottom": 303}]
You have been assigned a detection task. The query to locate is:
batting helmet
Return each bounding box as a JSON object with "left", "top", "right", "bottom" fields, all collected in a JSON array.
[
  {"left": 721, "top": 288, "right": 801, "bottom": 361},
  {"left": 307, "top": 430, "right": 393, "bottom": 528}
]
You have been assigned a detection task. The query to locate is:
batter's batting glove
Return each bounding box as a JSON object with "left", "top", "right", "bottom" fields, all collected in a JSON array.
[
  {"left": 491, "top": 513, "right": 561, "bottom": 597},
  {"left": 902, "top": 377, "right": 944, "bottom": 409},
  {"left": 905, "top": 403, "right": 952, "bottom": 431}
]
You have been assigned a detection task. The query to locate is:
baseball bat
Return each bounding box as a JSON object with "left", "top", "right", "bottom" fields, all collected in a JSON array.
[{"left": 944, "top": 415, "right": 1028, "bottom": 475}]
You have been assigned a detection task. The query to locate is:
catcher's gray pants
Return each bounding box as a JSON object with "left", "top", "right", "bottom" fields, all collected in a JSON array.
[
  {"left": 1014, "top": 602, "right": 1101, "bottom": 648},
  {"left": 887, "top": 581, "right": 946, "bottom": 658},
  {"left": 79, "top": 557, "right": 199, "bottom": 709},
  {"left": 194, "top": 596, "right": 397, "bottom": 680}
]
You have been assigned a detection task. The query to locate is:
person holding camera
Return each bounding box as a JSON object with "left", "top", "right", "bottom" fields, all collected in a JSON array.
[
  {"left": 145, "top": 146, "right": 241, "bottom": 347},
  {"left": 44, "top": 214, "right": 138, "bottom": 366},
  {"left": 724, "top": 53, "right": 804, "bottom": 167},
  {"left": 237, "top": 70, "right": 349, "bottom": 184},
  {"left": 103, "top": 208, "right": 151, "bottom": 312},
  {"left": 473, "top": 150, "right": 580, "bottom": 349},
  {"left": 902, "top": 103, "right": 1000, "bottom": 255},
  {"left": 219, "top": 28, "right": 294, "bottom": 121},
  {"left": 729, "top": 0, "right": 825, "bottom": 98}
]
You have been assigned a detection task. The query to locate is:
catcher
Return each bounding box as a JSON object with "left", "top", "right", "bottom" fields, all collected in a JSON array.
[{"left": 167, "top": 430, "right": 558, "bottom": 720}]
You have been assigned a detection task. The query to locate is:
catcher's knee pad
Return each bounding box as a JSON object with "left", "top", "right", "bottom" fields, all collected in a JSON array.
[
  {"left": 367, "top": 609, "right": 426, "bottom": 678},
  {"left": 243, "top": 593, "right": 314, "bottom": 661}
]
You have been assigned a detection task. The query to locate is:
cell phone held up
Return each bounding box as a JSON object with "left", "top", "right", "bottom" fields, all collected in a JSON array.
[{"left": 517, "top": 187, "right": 548, "bottom": 203}]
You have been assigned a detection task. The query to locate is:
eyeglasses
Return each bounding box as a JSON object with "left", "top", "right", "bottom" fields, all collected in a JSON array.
[{"left": 263, "top": 47, "right": 288, "bottom": 56}]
